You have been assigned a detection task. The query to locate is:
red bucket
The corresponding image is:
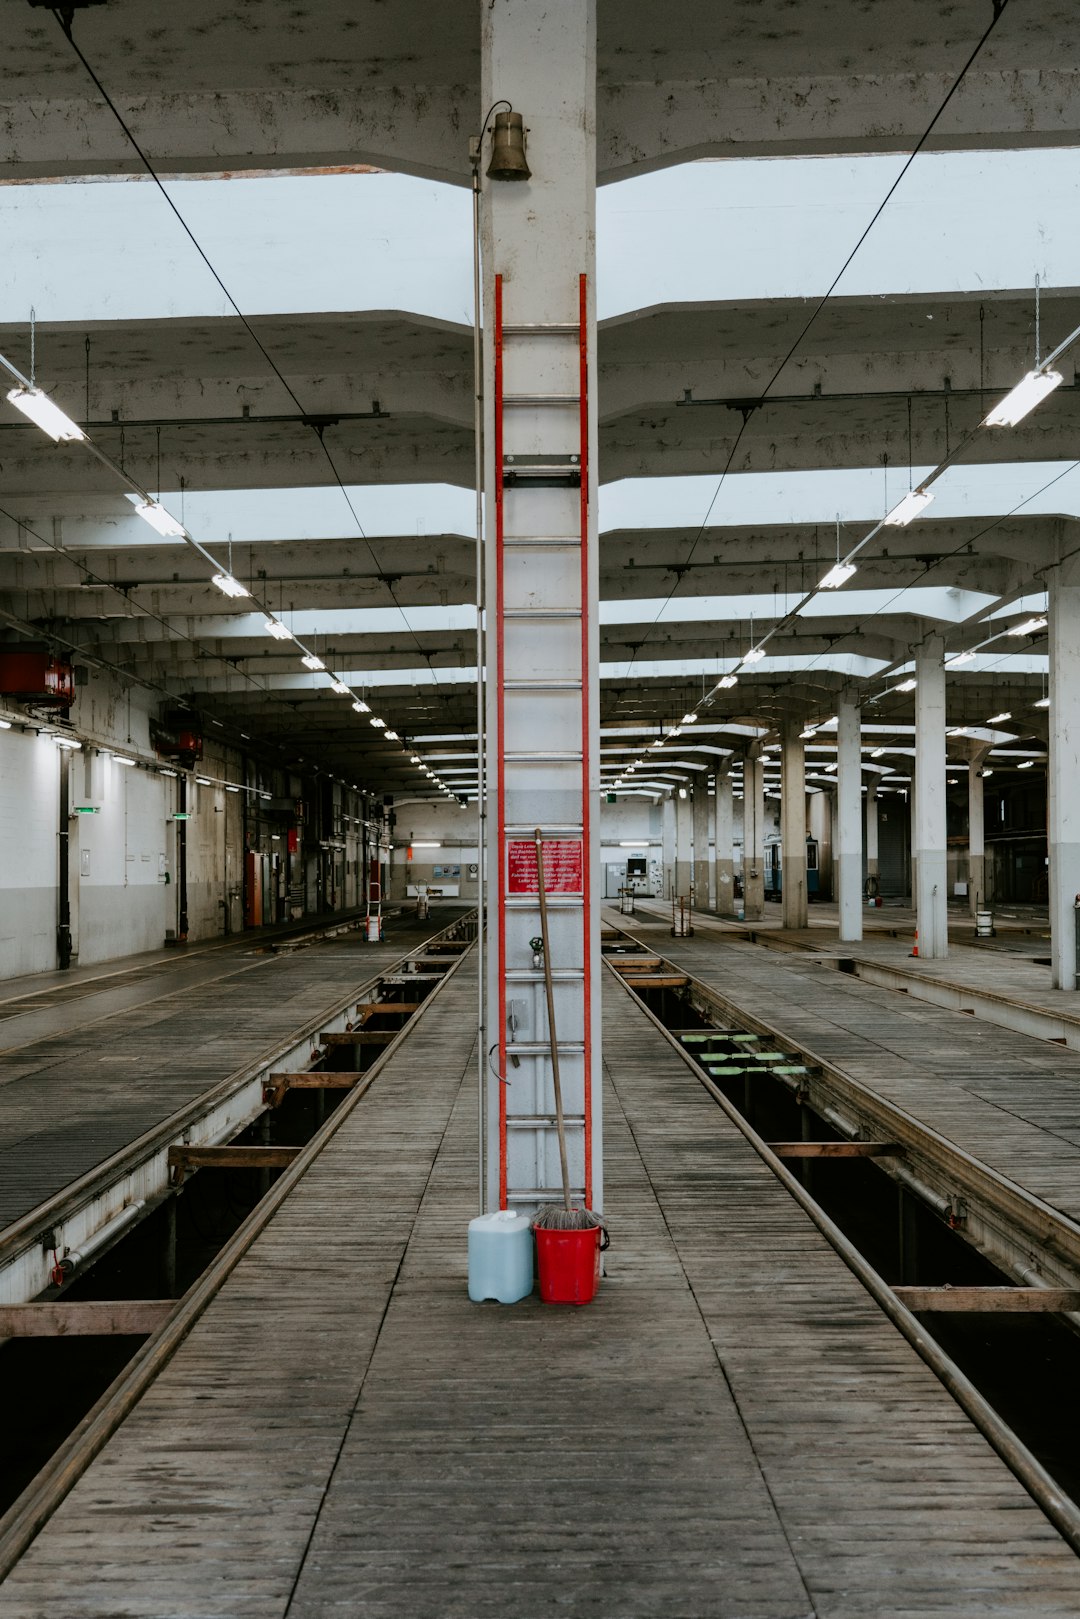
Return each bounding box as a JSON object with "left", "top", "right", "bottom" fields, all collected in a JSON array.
[{"left": 534, "top": 1223, "right": 607, "bottom": 1305}]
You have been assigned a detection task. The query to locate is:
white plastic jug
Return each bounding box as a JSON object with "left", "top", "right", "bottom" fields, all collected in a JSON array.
[{"left": 468, "top": 1210, "right": 533, "bottom": 1303}]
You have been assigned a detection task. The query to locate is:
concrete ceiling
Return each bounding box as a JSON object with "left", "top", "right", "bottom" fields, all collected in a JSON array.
[{"left": 0, "top": 0, "right": 1071, "bottom": 798}]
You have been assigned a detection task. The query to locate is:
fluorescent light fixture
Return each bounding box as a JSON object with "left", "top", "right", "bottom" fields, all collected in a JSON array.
[
  {"left": 352, "top": 699, "right": 370, "bottom": 713},
  {"left": 884, "top": 488, "right": 934, "bottom": 526},
  {"left": 111, "top": 754, "right": 137, "bottom": 766},
  {"left": 129, "top": 497, "right": 187, "bottom": 538},
  {"left": 385, "top": 730, "right": 399, "bottom": 740},
  {"left": 226, "top": 784, "right": 240, "bottom": 793},
  {"left": 5, "top": 384, "right": 85, "bottom": 442},
  {"left": 871, "top": 747, "right": 886, "bottom": 758},
  {"left": 819, "top": 560, "right": 857, "bottom": 590},
  {"left": 330, "top": 680, "right": 351, "bottom": 696},
  {"left": 718, "top": 674, "right": 738, "bottom": 689},
  {"left": 743, "top": 646, "right": 766, "bottom": 665},
  {"left": 800, "top": 728, "right": 816, "bottom": 740},
  {"left": 196, "top": 775, "right": 211, "bottom": 784},
  {"left": 53, "top": 737, "right": 81, "bottom": 749},
  {"left": 984, "top": 368, "right": 1063, "bottom": 428},
  {"left": 410, "top": 754, "right": 421, "bottom": 764},
  {"left": 211, "top": 572, "right": 250, "bottom": 599},
  {"left": 650, "top": 740, "right": 664, "bottom": 750},
  {"left": 159, "top": 767, "right": 178, "bottom": 777},
  {"left": 1018, "top": 759, "right": 1035, "bottom": 769},
  {"left": 896, "top": 678, "right": 917, "bottom": 693},
  {"left": 1007, "top": 616, "right": 1047, "bottom": 636},
  {"left": 981, "top": 768, "right": 994, "bottom": 777},
  {"left": 681, "top": 712, "right": 698, "bottom": 725},
  {"left": 263, "top": 617, "right": 292, "bottom": 641},
  {"left": 946, "top": 650, "right": 976, "bottom": 667},
  {"left": 0, "top": 719, "right": 11, "bottom": 730},
  {"left": 1034, "top": 696, "right": 1051, "bottom": 709},
  {"left": 678, "top": 787, "right": 688, "bottom": 799},
  {"left": 947, "top": 727, "right": 969, "bottom": 738},
  {"left": 370, "top": 716, "right": 386, "bottom": 728},
  {"left": 987, "top": 711, "right": 1011, "bottom": 724},
  {"left": 619, "top": 840, "right": 648, "bottom": 848},
  {"left": 301, "top": 653, "right": 325, "bottom": 671}
]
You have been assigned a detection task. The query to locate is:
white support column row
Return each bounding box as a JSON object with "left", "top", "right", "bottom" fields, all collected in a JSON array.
[
  {"left": 914, "top": 636, "right": 948, "bottom": 959},
  {"left": 967, "top": 743, "right": 991, "bottom": 916},
  {"left": 836, "top": 688, "right": 863, "bottom": 943},
  {"left": 1049, "top": 555, "right": 1080, "bottom": 989},
  {"left": 780, "top": 725, "right": 807, "bottom": 929},
  {"left": 661, "top": 795, "right": 676, "bottom": 899},
  {"left": 715, "top": 766, "right": 735, "bottom": 913},
  {"left": 742, "top": 748, "right": 766, "bottom": 921},
  {"left": 675, "top": 789, "right": 693, "bottom": 901},
  {"left": 865, "top": 782, "right": 879, "bottom": 898},
  {"left": 692, "top": 779, "right": 711, "bottom": 910}
]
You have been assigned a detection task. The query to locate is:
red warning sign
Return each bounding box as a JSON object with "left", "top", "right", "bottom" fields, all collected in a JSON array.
[{"left": 507, "top": 839, "right": 583, "bottom": 895}]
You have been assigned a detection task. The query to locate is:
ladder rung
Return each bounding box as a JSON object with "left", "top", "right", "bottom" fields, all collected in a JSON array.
[
  {"left": 505, "top": 1188, "right": 586, "bottom": 1203},
  {"left": 505, "top": 678, "right": 582, "bottom": 690},
  {"left": 506, "top": 895, "right": 583, "bottom": 910},
  {"left": 503, "top": 608, "right": 581, "bottom": 620},
  {"left": 506, "top": 1115, "right": 586, "bottom": 1128},
  {"left": 505, "top": 968, "right": 585, "bottom": 982},
  {"left": 503, "top": 393, "right": 581, "bottom": 405},
  {"left": 502, "top": 538, "right": 582, "bottom": 549},
  {"left": 502, "top": 323, "right": 579, "bottom": 335},
  {"left": 505, "top": 751, "right": 583, "bottom": 763},
  {"left": 505, "top": 823, "right": 584, "bottom": 835},
  {"left": 502, "top": 1041, "right": 586, "bottom": 1056}
]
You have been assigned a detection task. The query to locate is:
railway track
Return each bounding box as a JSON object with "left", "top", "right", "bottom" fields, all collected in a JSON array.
[{"left": 604, "top": 923, "right": 1080, "bottom": 1555}]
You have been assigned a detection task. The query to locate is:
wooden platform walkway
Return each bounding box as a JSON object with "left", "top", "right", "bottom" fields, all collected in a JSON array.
[
  {"left": 3, "top": 961, "right": 1079, "bottom": 1615},
  {"left": 619, "top": 909, "right": 1080, "bottom": 1229},
  {"left": 0, "top": 911, "right": 461, "bottom": 1233}
]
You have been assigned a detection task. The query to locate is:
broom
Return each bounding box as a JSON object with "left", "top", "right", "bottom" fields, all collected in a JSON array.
[{"left": 531, "top": 828, "right": 606, "bottom": 1238}]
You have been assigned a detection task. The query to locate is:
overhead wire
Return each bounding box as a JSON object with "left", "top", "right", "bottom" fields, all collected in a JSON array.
[{"left": 621, "top": 0, "right": 1012, "bottom": 681}]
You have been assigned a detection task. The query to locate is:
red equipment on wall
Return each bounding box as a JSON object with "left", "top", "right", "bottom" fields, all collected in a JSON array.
[{"left": 0, "top": 650, "right": 75, "bottom": 708}]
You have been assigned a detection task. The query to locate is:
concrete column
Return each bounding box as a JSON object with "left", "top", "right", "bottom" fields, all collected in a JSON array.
[
  {"left": 780, "top": 726, "right": 807, "bottom": 929},
  {"left": 715, "top": 766, "right": 735, "bottom": 913},
  {"left": 865, "top": 782, "right": 880, "bottom": 893},
  {"left": 743, "top": 748, "right": 766, "bottom": 921},
  {"left": 914, "top": 637, "right": 948, "bottom": 958},
  {"left": 836, "top": 689, "right": 863, "bottom": 943},
  {"left": 675, "top": 788, "right": 693, "bottom": 901},
  {"left": 908, "top": 766, "right": 917, "bottom": 905},
  {"left": 692, "top": 778, "right": 711, "bottom": 910},
  {"left": 1049, "top": 554, "right": 1080, "bottom": 988},
  {"left": 482, "top": 0, "right": 600, "bottom": 1210},
  {"left": 967, "top": 745, "right": 991, "bottom": 915},
  {"left": 661, "top": 795, "right": 676, "bottom": 899}
]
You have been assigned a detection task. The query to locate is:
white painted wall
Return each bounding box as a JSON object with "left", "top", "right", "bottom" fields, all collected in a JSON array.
[
  {"left": 0, "top": 727, "right": 59, "bottom": 978},
  {"left": 389, "top": 801, "right": 481, "bottom": 902}
]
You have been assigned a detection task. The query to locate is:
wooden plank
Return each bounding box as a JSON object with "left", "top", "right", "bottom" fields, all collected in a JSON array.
[
  {"left": 893, "top": 1286, "right": 1080, "bottom": 1312},
  {"left": 767, "top": 1141, "right": 903, "bottom": 1157},
  {"left": 262, "top": 1073, "right": 366, "bottom": 1106},
  {"left": 618, "top": 973, "right": 688, "bottom": 988},
  {"left": 168, "top": 1144, "right": 301, "bottom": 1183},
  {"left": 0, "top": 1301, "right": 173, "bottom": 1337},
  {"left": 354, "top": 1001, "right": 422, "bottom": 1018},
  {"left": 320, "top": 1029, "right": 397, "bottom": 1045}
]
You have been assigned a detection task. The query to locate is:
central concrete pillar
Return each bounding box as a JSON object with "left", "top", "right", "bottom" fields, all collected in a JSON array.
[
  {"left": 914, "top": 637, "right": 948, "bottom": 958},
  {"left": 836, "top": 689, "right": 863, "bottom": 943},
  {"left": 967, "top": 745, "right": 991, "bottom": 915},
  {"left": 692, "top": 777, "right": 711, "bottom": 909},
  {"left": 742, "top": 748, "right": 766, "bottom": 921},
  {"left": 675, "top": 788, "right": 693, "bottom": 901},
  {"left": 780, "top": 726, "right": 807, "bottom": 929},
  {"left": 1049, "top": 553, "right": 1080, "bottom": 989},
  {"left": 715, "top": 765, "right": 735, "bottom": 912},
  {"left": 482, "top": 0, "right": 600, "bottom": 1210}
]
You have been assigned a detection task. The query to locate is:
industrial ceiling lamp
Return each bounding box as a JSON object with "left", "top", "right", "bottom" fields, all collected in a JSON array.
[{"left": 487, "top": 111, "right": 531, "bottom": 181}]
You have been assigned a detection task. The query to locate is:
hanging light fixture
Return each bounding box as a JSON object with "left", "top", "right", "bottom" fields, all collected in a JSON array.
[
  {"left": 884, "top": 489, "right": 934, "bottom": 526},
  {"left": 301, "top": 652, "right": 325, "bottom": 672},
  {"left": 130, "top": 497, "right": 188, "bottom": 538},
  {"left": 984, "top": 369, "right": 1063, "bottom": 427},
  {"left": 211, "top": 572, "right": 250, "bottom": 599},
  {"left": 5, "top": 384, "right": 85, "bottom": 443},
  {"left": 263, "top": 618, "right": 292, "bottom": 641}
]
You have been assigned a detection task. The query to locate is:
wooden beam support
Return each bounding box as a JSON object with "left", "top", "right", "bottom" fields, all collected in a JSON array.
[
  {"left": 619, "top": 974, "right": 689, "bottom": 989},
  {"left": 0, "top": 1301, "right": 174, "bottom": 1337},
  {"left": 355, "top": 1001, "right": 422, "bottom": 1020},
  {"left": 320, "top": 1029, "right": 397, "bottom": 1046},
  {"left": 768, "top": 1141, "right": 903, "bottom": 1158},
  {"left": 263, "top": 1072, "right": 366, "bottom": 1107},
  {"left": 168, "top": 1144, "right": 301, "bottom": 1184},
  {"left": 893, "top": 1286, "right": 1080, "bottom": 1313}
]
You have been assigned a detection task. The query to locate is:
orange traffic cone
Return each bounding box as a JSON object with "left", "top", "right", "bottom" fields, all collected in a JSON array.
[{"left": 910, "top": 929, "right": 919, "bottom": 958}]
